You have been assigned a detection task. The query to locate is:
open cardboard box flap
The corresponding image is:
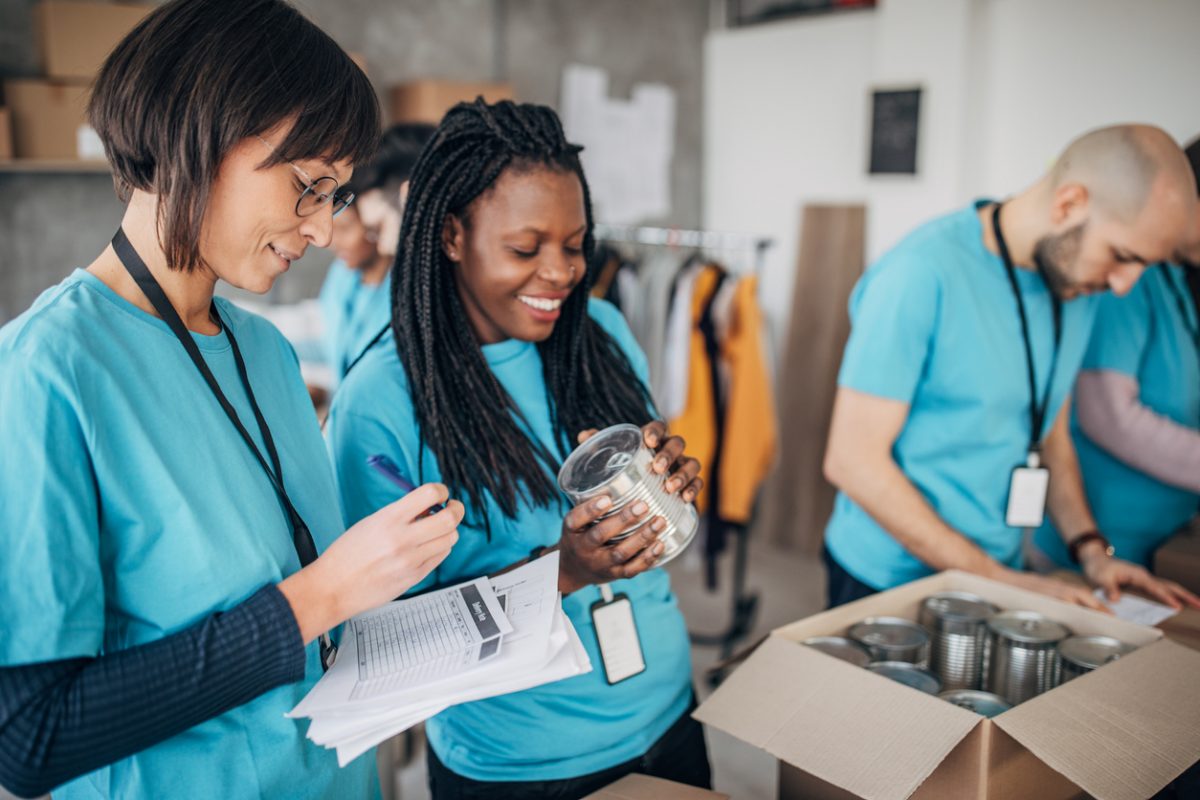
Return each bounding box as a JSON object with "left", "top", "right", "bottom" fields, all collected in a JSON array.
[
  {"left": 695, "top": 571, "right": 1200, "bottom": 800},
  {"left": 992, "top": 637, "right": 1200, "bottom": 800},
  {"left": 693, "top": 635, "right": 980, "bottom": 800}
]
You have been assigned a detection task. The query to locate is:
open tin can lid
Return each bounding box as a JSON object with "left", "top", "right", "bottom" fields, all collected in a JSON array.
[
  {"left": 986, "top": 610, "right": 1070, "bottom": 645},
  {"left": 1059, "top": 635, "right": 1134, "bottom": 669},
  {"left": 557, "top": 423, "right": 644, "bottom": 498}
]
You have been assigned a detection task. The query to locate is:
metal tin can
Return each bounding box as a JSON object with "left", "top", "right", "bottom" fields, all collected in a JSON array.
[
  {"left": 1058, "top": 635, "right": 1135, "bottom": 682},
  {"left": 985, "top": 611, "right": 1070, "bottom": 705},
  {"left": 867, "top": 661, "right": 942, "bottom": 695},
  {"left": 803, "top": 636, "right": 873, "bottom": 668},
  {"left": 557, "top": 423, "right": 699, "bottom": 567},
  {"left": 919, "top": 591, "right": 998, "bottom": 691},
  {"left": 939, "top": 689, "right": 1011, "bottom": 718},
  {"left": 847, "top": 617, "right": 931, "bottom": 667}
]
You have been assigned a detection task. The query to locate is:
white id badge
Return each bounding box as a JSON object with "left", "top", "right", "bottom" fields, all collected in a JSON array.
[
  {"left": 590, "top": 587, "right": 646, "bottom": 685},
  {"left": 1006, "top": 464, "right": 1050, "bottom": 528}
]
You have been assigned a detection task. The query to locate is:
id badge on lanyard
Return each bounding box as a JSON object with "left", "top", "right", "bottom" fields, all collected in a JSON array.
[
  {"left": 590, "top": 584, "right": 646, "bottom": 685},
  {"left": 1006, "top": 451, "right": 1050, "bottom": 528},
  {"left": 993, "top": 203, "right": 1060, "bottom": 531}
]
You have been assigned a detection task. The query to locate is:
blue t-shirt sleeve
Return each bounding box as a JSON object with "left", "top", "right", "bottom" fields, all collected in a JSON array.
[
  {"left": 837, "top": 254, "right": 942, "bottom": 404},
  {"left": 0, "top": 355, "right": 104, "bottom": 664},
  {"left": 588, "top": 297, "right": 651, "bottom": 390},
  {"left": 1079, "top": 279, "right": 1152, "bottom": 379}
]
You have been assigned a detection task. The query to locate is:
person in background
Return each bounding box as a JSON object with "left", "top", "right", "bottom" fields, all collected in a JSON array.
[
  {"left": 328, "top": 99, "right": 711, "bottom": 800},
  {"left": 319, "top": 123, "right": 434, "bottom": 382},
  {"left": 1031, "top": 136, "right": 1200, "bottom": 572},
  {"left": 822, "top": 124, "right": 1200, "bottom": 612},
  {"left": 0, "top": 1, "right": 462, "bottom": 797}
]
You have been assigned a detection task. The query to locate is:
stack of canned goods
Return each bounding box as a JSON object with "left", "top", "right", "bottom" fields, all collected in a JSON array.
[
  {"left": 919, "top": 592, "right": 998, "bottom": 691},
  {"left": 557, "top": 423, "right": 699, "bottom": 568},
  {"left": 984, "top": 611, "right": 1070, "bottom": 705},
  {"left": 801, "top": 593, "right": 1138, "bottom": 714}
]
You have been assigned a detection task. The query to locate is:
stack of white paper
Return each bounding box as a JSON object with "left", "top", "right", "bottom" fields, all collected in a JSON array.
[{"left": 288, "top": 552, "right": 591, "bottom": 766}]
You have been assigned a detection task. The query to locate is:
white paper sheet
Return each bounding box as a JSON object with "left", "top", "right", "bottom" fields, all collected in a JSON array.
[
  {"left": 289, "top": 551, "right": 591, "bottom": 767},
  {"left": 289, "top": 576, "right": 511, "bottom": 718},
  {"left": 1093, "top": 588, "right": 1179, "bottom": 626}
]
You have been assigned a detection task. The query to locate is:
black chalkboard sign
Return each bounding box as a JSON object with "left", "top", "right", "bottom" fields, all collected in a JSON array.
[{"left": 869, "top": 88, "right": 921, "bottom": 175}]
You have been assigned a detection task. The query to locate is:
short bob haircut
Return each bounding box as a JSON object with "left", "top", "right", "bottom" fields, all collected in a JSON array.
[{"left": 89, "top": 0, "right": 381, "bottom": 272}]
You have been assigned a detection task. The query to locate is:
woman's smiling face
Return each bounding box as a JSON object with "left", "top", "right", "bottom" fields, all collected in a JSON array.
[{"left": 443, "top": 165, "right": 587, "bottom": 345}]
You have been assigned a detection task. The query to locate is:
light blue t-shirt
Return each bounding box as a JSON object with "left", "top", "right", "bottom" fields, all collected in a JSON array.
[
  {"left": 318, "top": 260, "right": 391, "bottom": 382},
  {"left": 0, "top": 270, "right": 377, "bottom": 799},
  {"left": 326, "top": 298, "right": 693, "bottom": 783},
  {"left": 825, "top": 202, "right": 1101, "bottom": 590},
  {"left": 1034, "top": 264, "right": 1200, "bottom": 568}
]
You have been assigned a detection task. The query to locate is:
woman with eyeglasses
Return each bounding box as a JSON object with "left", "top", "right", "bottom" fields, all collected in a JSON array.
[{"left": 0, "top": 1, "right": 462, "bottom": 798}]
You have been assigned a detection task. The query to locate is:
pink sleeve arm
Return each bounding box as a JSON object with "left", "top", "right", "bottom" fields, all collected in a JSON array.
[{"left": 1074, "top": 369, "right": 1200, "bottom": 494}]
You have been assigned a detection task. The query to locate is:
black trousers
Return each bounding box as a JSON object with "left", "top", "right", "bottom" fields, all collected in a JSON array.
[
  {"left": 822, "top": 546, "right": 879, "bottom": 609},
  {"left": 425, "top": 701, "right": 712, "bottom": 800}
]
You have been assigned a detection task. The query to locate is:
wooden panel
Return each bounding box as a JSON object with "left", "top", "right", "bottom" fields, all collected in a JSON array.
[{"left": 758, "top": 204, "right": 866, "bottom": 553}]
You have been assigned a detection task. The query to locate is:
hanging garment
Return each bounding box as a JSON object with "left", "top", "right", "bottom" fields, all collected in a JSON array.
[
  {"left": 715, "top": 274, "right": 777, "bottom": 525},
  {"left": 657, "top": 259, "right": 704, "bottom": 418}
]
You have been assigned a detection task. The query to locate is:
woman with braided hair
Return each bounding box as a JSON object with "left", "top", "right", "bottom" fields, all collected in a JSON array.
[{"left": 327, "top": 99, "right": 712, "bottom": 798}]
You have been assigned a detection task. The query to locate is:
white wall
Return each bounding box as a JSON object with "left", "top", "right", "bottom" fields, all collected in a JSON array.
[{"left": 705, "top": 0, "right": 1200, "bottom": 348}]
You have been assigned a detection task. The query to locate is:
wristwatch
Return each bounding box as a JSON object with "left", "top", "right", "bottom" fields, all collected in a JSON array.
[{"left": 1068, "top": 530, "right": 1115, "bottom": 565}]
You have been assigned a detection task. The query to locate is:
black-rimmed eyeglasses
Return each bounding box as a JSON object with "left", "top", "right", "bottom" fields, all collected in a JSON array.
[{"left": 257, "top": 135, "right": 355, "bottom": 218}]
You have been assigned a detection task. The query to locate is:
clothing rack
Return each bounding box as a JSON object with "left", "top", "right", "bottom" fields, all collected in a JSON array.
[
  {"left": 594, "top": 223, "right": 769, "bottom": 671},
  {"left": 593, "top": 224, "right": 773, "bottom": 274}
]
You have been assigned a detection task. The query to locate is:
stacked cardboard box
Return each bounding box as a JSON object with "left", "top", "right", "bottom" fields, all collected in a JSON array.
[
  {"left": 5, "top": 1, "right": 152, "bottom": 161},
  {"left": 390, "top": 79, "right": 514, "bottom": 125}
]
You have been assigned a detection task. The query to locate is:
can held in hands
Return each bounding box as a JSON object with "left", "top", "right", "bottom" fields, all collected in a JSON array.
[
  {"left": 1058, "top": 635, "right": 1134, "bottom": 683},
  {"left": 557, "top": 423, "right": 699, "bottom": 568},
  {"left": 867, "top": 661, "right": 942, "bottom": 695},
  {"left": 919, "top": 591, "right": 998, "bottom": 691},
  {"left": 985, "top": 611, "right": 1070, "bottom": 705},
  {"left": 848, "top": 617, "right": 931, "bottom": 667},
  {"left": 803, "top": 636, "right": 873, "bottom": 668}
]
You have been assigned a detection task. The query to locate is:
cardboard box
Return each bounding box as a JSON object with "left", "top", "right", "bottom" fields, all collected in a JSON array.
[
  {"left": 3, "top": 79, "right": 99, "bottom": 161},
  {"left": 389, "top": 79, "right": 514, "bottom": 125},
  {"left": 0, "top": 108, "right": 12, "bottom": 161},
  {"left": 694, "top": 570, "right": 1200, "bottom": 800},
  {"left": 1154, "top": 520, "right": 1200, "bottom": 596},
  {"left": 33, "top": 1, "right": 153, "bottom": 81},
  {"left": 583, "top": 774, "right": 730, "bottom": 800}
]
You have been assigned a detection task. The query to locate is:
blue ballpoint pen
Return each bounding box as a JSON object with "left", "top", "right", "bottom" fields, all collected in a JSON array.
[{"left": 367, "top": 454, "right": 447, "bottom": 516}]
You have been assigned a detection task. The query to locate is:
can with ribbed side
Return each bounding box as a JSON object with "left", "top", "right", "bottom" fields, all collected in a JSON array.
[
  {"left": 557, "top": 423, "right": 699, "bottom": 567},
  {"left": 848, "top": 617, "right": 930, "bottom": 667},
  {"left": 919, "top": 591, "right": 998, "bottom": 691},
  {"left": 867, "top": 661, "right": 942, "bottom": 695},
  {"left": 939, "top": 689, "right": 1011, "bottom": 718},
  {"left": 985, "top": 611, "right": 1070, "bottom": 705},
  {"left": 803, "top": 636, "right": 872, "bottom": 667},
  {"left": 1058, "top": 635, "right": 1135, "bottom": 682}
]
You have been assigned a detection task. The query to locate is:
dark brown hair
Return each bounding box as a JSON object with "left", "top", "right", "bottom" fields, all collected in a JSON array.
[{"left": 89, "top": 0, "right": 381, "bottom": 271}]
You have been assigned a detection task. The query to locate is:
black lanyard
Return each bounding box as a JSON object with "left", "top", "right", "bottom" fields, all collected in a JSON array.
[
  {"left": 991, "top": 204, "right": 1063, "bottom": 456},
  {"left": 1158, "top": 262, "right": 1200, "bottom": 358},
  {"left": 112, "top": 228, "right": 336, "bottom": 671}
]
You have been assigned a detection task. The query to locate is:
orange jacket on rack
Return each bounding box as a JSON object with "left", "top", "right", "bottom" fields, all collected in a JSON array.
[{"left": 668, "top": 268, "right": 776, "bottom": 523}]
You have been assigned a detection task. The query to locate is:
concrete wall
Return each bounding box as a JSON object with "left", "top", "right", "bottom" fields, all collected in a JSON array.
[
  {"left": 705, "top": 0, "right": 1200, "bottom": 348},
  {"left": 0, "top": 0, "right": 709, "bottom": 321}
]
